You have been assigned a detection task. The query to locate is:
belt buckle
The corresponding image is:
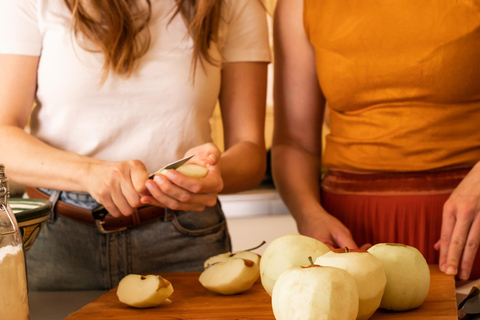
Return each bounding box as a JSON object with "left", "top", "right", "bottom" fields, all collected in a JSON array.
[{"left": 92, "top": 204, "right": 127, "bottom": 234}]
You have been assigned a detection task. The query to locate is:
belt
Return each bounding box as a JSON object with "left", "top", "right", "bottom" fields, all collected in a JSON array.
[{"left": 25, "top": 187, "right": 165, "bottom": 233}]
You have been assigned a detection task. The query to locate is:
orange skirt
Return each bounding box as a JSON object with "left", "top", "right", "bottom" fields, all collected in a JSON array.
[{"left": 320, "top": 168, "right": 480, "bottom": 280}]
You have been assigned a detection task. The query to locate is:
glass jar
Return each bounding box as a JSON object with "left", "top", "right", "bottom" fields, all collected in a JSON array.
[{"left": 0, "top": 164, "right": 29, "bottom": 319}]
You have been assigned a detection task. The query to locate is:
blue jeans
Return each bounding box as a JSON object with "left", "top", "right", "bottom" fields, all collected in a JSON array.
[{"left": 26, "top": 200, "right": 231, "bottom": 291}]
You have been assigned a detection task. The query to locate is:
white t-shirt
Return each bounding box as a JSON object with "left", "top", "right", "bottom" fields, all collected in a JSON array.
[{"left": 0, "top": 0, "right": 271, "bottom": 173}]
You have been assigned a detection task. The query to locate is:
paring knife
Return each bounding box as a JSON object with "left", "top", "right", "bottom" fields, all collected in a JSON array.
[
  {"left": 92, "top": 154, "right": 195, "bottom": 220},
  {"left": 148, "top": 154, "right": 194, "bottom": 179}
]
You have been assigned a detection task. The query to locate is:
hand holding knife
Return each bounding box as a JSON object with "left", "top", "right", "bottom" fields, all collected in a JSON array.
[{"left": 91, "top": 154, "right": 195, "bottom": 229}]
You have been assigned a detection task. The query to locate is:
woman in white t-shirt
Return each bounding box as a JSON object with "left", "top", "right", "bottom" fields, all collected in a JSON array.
[{"left": 0, "top": 0, "right": 270, "bottom": 290}]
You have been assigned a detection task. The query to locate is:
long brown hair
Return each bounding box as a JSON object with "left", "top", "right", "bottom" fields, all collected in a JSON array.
[{"left": 64, "top": 0, "right": 223, "bottom": 80}]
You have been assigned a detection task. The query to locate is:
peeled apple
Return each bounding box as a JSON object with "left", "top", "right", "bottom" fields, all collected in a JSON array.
[
  {"left": 368, "top": 243, "right": 430, "bottom": 311},
  {"left": 160, "top": 164, "right": 207, "bottom": 179},
  {"left": 259, "top": 234, "right": 330, "bottom": 296},
  {"left": 272, "top": 263, "right": 359, "bottom": 320}
]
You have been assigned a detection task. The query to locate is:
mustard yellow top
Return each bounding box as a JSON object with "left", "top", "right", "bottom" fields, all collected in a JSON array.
[{"left": 304, "top": 0, "right": 480, "bottom": 172}]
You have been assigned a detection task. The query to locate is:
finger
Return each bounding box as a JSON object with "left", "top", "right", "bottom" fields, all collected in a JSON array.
[
  {"left": 445, "top": 216, "right": 472, "bottom": 276},
  {"left": 109, "top": 190, "right": 135, "bottom": 217},
  {"left": 439, "top": 203, "right": 457, "bottom": 272},
  {"left": 167, "top": 166, "right": 222, "bottom": 194},
  {"left": 187, "top": 144, "right": 221, "bottom": 168},
  {"left": 155, "top": 174, "right": 218, "bottom": 206},
  {"left": 145, "top": 179, "right": 206, "bottom": 211},
  {"left": 99, "top": 196, "right": 122, "bottom": 218},
  {"left": 360, "top": 243, "right": 372, "bottom": 250},
  {"left": 458, "top": 216, "right": 480, "bottom": 280},
  {"left": 334, "top": 231, "right": 359, "bottom": 250},
  {"left": 143, "top": 181, "right": 207, "bottom": 211},
  {"left": 129, "top": 161, "right": 149, "bottom": 195},
  {"left": 119, "top": 179, "right": 143, "bottom": 209}
]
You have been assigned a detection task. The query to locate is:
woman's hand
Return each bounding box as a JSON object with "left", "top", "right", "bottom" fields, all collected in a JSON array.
[
  {"left": 83, "top": 160, "right": 150, "bottom": 218},
  {"left": 298, "top": 206, "right": 371, "bottom": 250},
  {"left": 435, "top": 162, "right": 480, "bottom": 280},
  {"left": 140, "top": 143, "right": 224, "bottom": 212}
]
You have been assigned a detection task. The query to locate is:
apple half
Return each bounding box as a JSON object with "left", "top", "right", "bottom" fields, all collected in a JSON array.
[
  {"left": 272, "top": 260, "right": 359, "bottom": 320},
  {"left": 315, "top": 248, "right": 386, "bottom": 320},
  {"left": 199, "top": 251, "right": 260, "bottom": 295},
  {"left": 116, "top": 274, "right": 174, "bottom": 308},
  {"left": 368, "top": 243, "right": 430, "bottom": 311},
  {"left": 260, "top": 234, "right": 330, "bottom": 296}
]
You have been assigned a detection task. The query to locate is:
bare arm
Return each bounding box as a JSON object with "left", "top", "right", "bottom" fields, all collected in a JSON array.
[
  {"left": 141, "top": 62, "right": 268, "bottom": 209},
  {"left": 272, "top": 0, "right": 359, "bottom": 249},
  {"left": 0, "top": 54, "right": 150, "bottom": 218},
  {"left": 218, "top": 61, "right": 268, "bottom": 194}
]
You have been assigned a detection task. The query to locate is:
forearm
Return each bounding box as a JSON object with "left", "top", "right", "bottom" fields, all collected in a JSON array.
[
  {"left": 219, "top": 140, "right": 266, "bottom": 194},
  {"left": 271, "top": 143, "right": 325, "bottom": 225},
  {"left": 0, "top": 125, "right": 99, "bottom": 192}
]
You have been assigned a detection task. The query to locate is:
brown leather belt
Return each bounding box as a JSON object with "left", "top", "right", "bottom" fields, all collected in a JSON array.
[{"left": 25, "top": 187, "right": 165, "bottom": 231}]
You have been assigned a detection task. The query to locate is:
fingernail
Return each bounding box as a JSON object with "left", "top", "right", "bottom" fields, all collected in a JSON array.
[
  {"left": 154, "top": 176, "right": 164, "bottom": 184},
  {"left": 445, "top": 266, "right": 456, "bottom": 275},
  {"left": 440, "top": 263, "right": 445, "bottom": 272},
  {"left": 460, "top": 270, "right": 469, "bottom": 280},
  {"left": 166, "top": 171, "right": 176, "bottom": 179}
]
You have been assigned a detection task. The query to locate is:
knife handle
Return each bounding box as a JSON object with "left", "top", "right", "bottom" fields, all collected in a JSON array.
[{"left": 92, "top": 204, "right": 109, "bottom": 220}]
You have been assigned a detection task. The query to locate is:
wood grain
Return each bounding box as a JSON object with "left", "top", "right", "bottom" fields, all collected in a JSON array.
[{"left": 66, "top": 265, "right": 457, "bottom": 320}]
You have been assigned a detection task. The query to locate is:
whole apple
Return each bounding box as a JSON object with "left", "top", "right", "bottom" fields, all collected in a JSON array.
[
  {"left": 272, "top": 258, "right": 359, "bottom": 320},
  {"left": 368, "top": 243, "right": 430, "bottom": 311},
  {"left": 260, "top": 234, "right": 330, "bottom": 296},
  {"left": 315, "top": 248, "right": 386, "bottom": 320}
]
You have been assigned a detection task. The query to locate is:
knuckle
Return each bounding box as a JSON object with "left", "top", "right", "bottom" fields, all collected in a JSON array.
[
  {"left": 443, "top": 201, "right": 456, "bottom": 215},
  {"left": 451, "top": 236, "right": 466, "bottom": 248},
  {"left": 190, "top": 185, "right": 202, "bottom": 194},
  {"left": 465, "top": 240, "right": 479, "bottom": 251},
  {"left": 206, "top": 198, "right": 217, "bottom": 207},
  {"left": 169, "top": 201, "right": 180, "bottom": 210},
  {"left": 440, "top": 234, "right": 452, "bottom": 244},
  {"left": 179, "top": 193, "right": 191, "bottom": 203}
]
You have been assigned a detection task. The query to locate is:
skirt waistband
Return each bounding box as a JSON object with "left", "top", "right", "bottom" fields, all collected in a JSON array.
[{"left": 321, "top": 167, "right": 471, "bottom": 195}]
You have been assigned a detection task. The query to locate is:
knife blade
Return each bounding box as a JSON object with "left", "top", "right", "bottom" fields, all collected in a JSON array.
[
  {"left": 148, "top": 154, "right": 194, "bottom": 179},
  {"left": 92, "top": 154, "right": 195, "bottom": 220}
]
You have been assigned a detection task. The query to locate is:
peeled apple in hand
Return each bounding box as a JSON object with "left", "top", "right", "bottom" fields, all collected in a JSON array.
[
  {"left": 116, "top": 274, "right": 174, "bottom": 308},
  {"left": 199, "top": 250, "right": 260, "bottom": 295},
  {"left": 260, "top": 234, "right": 330, "bottom": 296},
  {"left": 368, "top": 243, "right": 430, "bottom": 311},
  {"left": 315, "top": 248, "right": 386, "bottom": 320},
  {"left": 272, "top": 258, "right": 359, "bottom": 320},
  {"left": 160, "top": 164, "right": 208, "bottom": 179}
]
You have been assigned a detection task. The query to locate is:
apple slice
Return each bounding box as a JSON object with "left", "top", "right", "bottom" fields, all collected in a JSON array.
[
  {"left": 199, "top": 257, "right": 260, "bottom": 295},
  {"left": 368, "top": 243, "right": 430, "bottom": 311},
  {"left": 116, "top": 274, "right": 174, "bottom": 308},
  {"left": 272, "top": 257, "right": 359, "bottom": 320},
  {"left": 160, "top": 164, "right": 208, "bottom": 179},
  {"left": 315, "top": 248, "right": 386, "bottom": 320},
  {"left": 260, "top": 234, "right": 330, "bottom": 296}
]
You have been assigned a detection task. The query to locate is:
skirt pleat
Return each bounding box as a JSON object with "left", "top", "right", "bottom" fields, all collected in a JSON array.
[{"left": 321, "top": 168, "right": 480, "bottom": 280}]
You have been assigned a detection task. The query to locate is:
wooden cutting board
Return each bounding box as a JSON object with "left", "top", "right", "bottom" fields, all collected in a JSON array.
[{"left": 66, "top": 265, "right": 457, "bottom": 320}]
